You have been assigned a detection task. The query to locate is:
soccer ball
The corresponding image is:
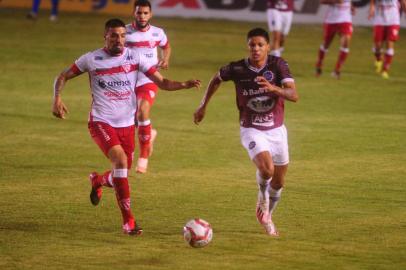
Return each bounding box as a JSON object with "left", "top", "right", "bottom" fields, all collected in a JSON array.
[{"left": 183, "top": 218, "right": 213, "bottom": 248}]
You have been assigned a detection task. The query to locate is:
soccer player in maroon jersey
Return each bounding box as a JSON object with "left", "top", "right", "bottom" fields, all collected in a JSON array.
[
  {"left": 315, "top": 0, "right": 355, "bottom": 79},
  {"left": 194, "top": 28, "right": 298, "bottom": 236},
  {"left": 126, "top": 0, "right": 172, "bottom": 173},
  {"left": 368, "top": 0, "right": 406, "bottom": 79},
  {"left": 52, "top": 19, "right": 200, "bottom": 236}
]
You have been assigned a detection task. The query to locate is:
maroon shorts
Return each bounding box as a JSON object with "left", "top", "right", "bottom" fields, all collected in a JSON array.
[
  {"left": 88, "top": 121, "right": 135, "bottom": 169},
  {"left": 324, "top": 22, "right": 353, "bottom": 42},
  {"left": 374, "top": 25, "right": 400, "bottom": 43},
  {"left": 136, "top": 83, "right": 158, "bottom": 105}
]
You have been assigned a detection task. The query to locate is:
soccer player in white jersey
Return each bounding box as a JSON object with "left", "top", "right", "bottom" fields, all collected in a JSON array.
[
  {"left": 52, "top": 19, "right": 200, "bottom": 236},
  {"left": 194, "top": 28, "right": 298, "bottom": 236},
  {"left": 125, "top": 0, "right": 171, "bottom": 173},
  {"left": 315, "top": 0, "right": 355, "bottom": 79},
  {"left": 369, "top": 0, "right": 406, "bottom": 79}
]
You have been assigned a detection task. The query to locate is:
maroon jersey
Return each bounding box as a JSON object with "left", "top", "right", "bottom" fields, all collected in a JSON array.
[
  {"left": 219, "top": 56, "right": 294, "bottom": 131},
  {"left": 267, "top": 0, "right": 294, "bottom": 12}
]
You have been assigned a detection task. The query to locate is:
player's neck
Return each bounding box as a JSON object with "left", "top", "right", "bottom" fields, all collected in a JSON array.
[
  {"left": 248, "top": 57, "right": 267, "bottom": 69},
  {"left": 134, "top": 22, "right": 150, "bottom": 32}
]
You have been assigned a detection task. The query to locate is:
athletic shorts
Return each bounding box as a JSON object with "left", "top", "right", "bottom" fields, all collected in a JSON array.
[
  {"left": 88, "top": 121, "right": 135, "bottom": 169},
  {"left": 240, "top": 125, "right": 289, "bottom": 166},
  {"left": 374, "top": 25, "right": 400, "bottom": 43},
  {"left": 136, "top": 83, "right": 159, "bottom": 105},
  {"left": 267, "top": 9, "right": 293, "bottom": 36},
  {"left": 324, "top": 22, "right": 353, "bottom": 42}
]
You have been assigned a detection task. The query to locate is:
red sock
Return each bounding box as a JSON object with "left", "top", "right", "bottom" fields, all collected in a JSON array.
[
  {"left": 138, "top": 123, "right": 151, "bottom": 158},
  {"left": 374, "top": 49, "right": 382, "bottom": 62},
  {"left": 112, "top": 169, "right": 134, "bottom": 226},
  {"left": 383, "top": 52, "right": 393, "bottom": 72},
  {"left": 335, "top": 48, "right": 349, "bottom": 72},
  {"left": 316, "top": 47, "right": 326, "bottom": 69}
]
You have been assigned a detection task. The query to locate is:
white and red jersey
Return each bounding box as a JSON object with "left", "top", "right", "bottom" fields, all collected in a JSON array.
[
  {"left": 372, "top": 0, "right": 401, "bottom": 25},
  {"left": 324, "top": 0, "right": 352, "bottom": 24},
  {"left": 71, "top": 47, "right": 156, "bottom": 127},
  {"left": 267, "top": 0, "right": 294, "bottom": 12},
  {"left": 125, "top": 23, "right": 169, "bottom": 87}
]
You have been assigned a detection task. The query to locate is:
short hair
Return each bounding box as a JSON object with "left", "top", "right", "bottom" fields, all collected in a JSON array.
[
  {"left": 246, "top": 28, "right": 270, "bottom": 43},
  {"left": 134, "top": 0, "right": 152, "bottom": 10},
  {"left": 105, "top": 18, "right": 126, "bottom": 31}
]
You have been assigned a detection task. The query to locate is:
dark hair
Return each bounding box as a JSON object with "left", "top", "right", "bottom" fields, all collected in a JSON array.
[
  {"left": 134, "top": 0, "right": 152, "bottom": 10},
  {"left": 105, "top": 18, "right": 126, "bottom": 31},
  {"left": 247, "top": 28, "right": 270, "bottom": 43}
]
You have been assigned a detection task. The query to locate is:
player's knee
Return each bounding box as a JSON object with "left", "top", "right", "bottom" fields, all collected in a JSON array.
[
  {"left": 258, "top": 165, "right": 274, "bottom": 180},
  {"left": 113, "top": 153, "right": 128, "bottom": 169}
]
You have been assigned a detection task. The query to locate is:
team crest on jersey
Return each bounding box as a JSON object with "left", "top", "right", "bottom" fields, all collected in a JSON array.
[
  {"left": 149, "top": 40, "right": 156, "bottom": 48},
  {"left": 263, "top": 71, "right": 274, "bottom": 82},
  {"left": 122, "top": 64, "right": 132, "bottom": 73},
  {"left": 247, "top": 96, "right": 275, "bottom": 113},
  {"left": 249, "top": 141, "right": 256, "bottom": 150}
]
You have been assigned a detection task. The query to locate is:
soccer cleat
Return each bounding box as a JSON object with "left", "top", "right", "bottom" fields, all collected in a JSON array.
[
  {"left": 315, "top": 67, "right": 322, "bottom": 77},
  {"left": 123, "top": 221, "right": 143, "bottom": 236},
  {"left": 331, "top": 70, "right": 340, "bottom": 79},
  {"left": 375, "top": 60, "right": 383, "bottom": 74},
  {"left": 135, "top": 158, "right": 148, "bottom": 174},
  {"left": 256, "top": 198, "right": 269, "bottom": 226},
  {"left": 263, "top": 218, "right": 279, "bottom": 237},
  {"left": 89, "top": 172, "right": 102, "bottom": 206},
  {"left": 381, "top": 71, "right": 389, "bottom": 79},
  {"left": 49, "top": 15, "right": 58, "bottom": 22},
  {"left": 149, "top": 129, "right": 157, "bottom": 157}
]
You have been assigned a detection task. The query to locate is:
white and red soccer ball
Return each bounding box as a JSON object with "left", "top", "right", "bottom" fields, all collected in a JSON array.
[{"left": 183, "top": 218, "right": 213, "bottom": 248}]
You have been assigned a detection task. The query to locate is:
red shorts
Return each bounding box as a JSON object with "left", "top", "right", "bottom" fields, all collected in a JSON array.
[
  {"left": 324, "top": 22, "right": 353, "bottom": 42},
  {"left": 136, "top": 83, "right": 158, "bottom": 105},
  {"left": 88, "top": 121, "right": 135, "bottom": 169},
  {"left": 374, "top": 25, "right": 400, "bottom": 43}
]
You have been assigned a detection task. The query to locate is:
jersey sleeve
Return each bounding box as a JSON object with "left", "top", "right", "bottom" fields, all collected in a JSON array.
[
  {"left": 159, "top": 29, "right": 169, "bottom": 49},
  {"left": 74, "top": 52, "right": 91, "bottom": 73},
  {"left": 277, "top": 58, "right": 294, "bottom": 84},
  {"left": 218, "top": 63, "right": 233, "bottom": 82}
]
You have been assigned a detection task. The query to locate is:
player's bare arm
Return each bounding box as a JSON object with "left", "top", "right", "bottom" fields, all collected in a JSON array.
[
  {"left": 368, "top": 0, "right": 376, "bottom": 19},
  {"left": 148, "top": 70, "right": 201, "bottom": 91},
  {"left": 255, "top": 76, "right": 298, "bottom": 102},
  {"left": 401, "top": 0, "right": 406, "bottom": 12},
  {"left": 52, "top": 68, "right": 80, "bottom": 119},
  {"left": 158, "top": 44, "right": 171, "bottom": 70},
  {"left": 194, "top": 73, "right": 222, "bottom": 125}
]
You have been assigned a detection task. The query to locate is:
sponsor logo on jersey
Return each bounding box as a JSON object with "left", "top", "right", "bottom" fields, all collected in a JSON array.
[
  {"left": 98, "top": 80, "right": 131, "bottom": 89},
  {"left": 247, "top": 96, "right": 275, "bottom": 112},
  {"left": 251, "top": 113, "right": 275, "bottom": 127},
  {"left": 126, "top": 55, "right": 133, "bottom": 61},
  {"left": 249, "top": 141, "right": 256, "bottom": 150},
  {"left": 95, "top": 56, "right": 103, "bottom": 60},
  {"left": 263, "top": 71, "right": 274, "bottom": 82},
  {"left": 152, "top": 32, "right": 159, "bottom": 37},
  {"left": 242, "top": 88, "right": 268, "bottom": 96},
  {"left": 144, "top": 53, "right": 154, "bottom": 58}
]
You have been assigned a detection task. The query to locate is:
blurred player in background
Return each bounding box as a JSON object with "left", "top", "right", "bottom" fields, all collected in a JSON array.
[
  {"left": 194, "top": 28, "right": 298, "bottom": 237},
  {"left": 266, "top": 0, "right": 295, "bottom": 57},
  {"left": 27, "top": 0, "right": 59, "bottom": 21},
  {"left": 315, "top": 0, "right": 355, "bottom": 79},
  {"left": 368, "top": 0, "right": 406, "bottom": 79},
  {"left": 125, "top": 0, "right": 172, "bottom": 173},
  {"left": 52, "top": 19, "right": 200, "bottom": 236}
]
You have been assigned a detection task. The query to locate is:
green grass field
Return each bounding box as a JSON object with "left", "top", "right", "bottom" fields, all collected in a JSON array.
[{"left": 1, "top": 8, "right": 406, "bottom": 270}]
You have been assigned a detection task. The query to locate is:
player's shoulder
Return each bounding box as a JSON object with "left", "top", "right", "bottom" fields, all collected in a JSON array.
[
  {"left": 77, "top": 48, "right": 104, "bottom": 61},
  {"left": 148, "top": 25, "right": 166, "bottom": 35}
]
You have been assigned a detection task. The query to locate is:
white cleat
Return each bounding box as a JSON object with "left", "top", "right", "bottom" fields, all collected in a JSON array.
[
  {"left": 256, "top": 198, "right": 269, "bottom": 226},
  {"left": 136, "top": 158, "right": 148, "bottom": 174},
  {"left": 264, "top": 218, "right": 279, "bottom": 237}
]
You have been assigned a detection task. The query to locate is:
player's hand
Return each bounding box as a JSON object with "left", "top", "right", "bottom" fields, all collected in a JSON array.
[
  {"left": 185, "top": 79, "right": 202, "bottom": 89},
  {"left": 193, "top": 106, "right": 206, "bottom": 125},
  {"left": 52, "top": 98, "right": 69, "bottom": 119},
  {"left": 255, "top": 76, "right": 276, "bottom": 93},
  {"left": 158, "top": 59, "right": 169, "bottom": 70}
]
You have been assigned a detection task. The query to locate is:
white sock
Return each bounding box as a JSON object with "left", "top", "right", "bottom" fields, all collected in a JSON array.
[
  {"left": 256, "top": 170, "right": 271, "bottom": 202},
  {"left": 269, "top": 187, "right": 283, "bottom": 215},
  {"left": 270, "top": 49, "right": 281, "bottom": 57}
]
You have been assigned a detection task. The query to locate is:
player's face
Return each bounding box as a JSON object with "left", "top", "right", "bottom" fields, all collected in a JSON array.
[
  {"left": 105, "top": 27, "right": 126, "bottom": 55},
  {"left": 134, "top": 6, "right": 152, "bottom": 29},
  {"left": 247, "top": 36, "right": 270, "bottom": 63}
]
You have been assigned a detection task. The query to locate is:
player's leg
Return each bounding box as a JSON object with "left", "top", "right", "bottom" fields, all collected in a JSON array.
[
  {"left": 279, "top": 11, "right": 293, "bottom": 56},
  {"left": 267, "top": 9, "right": 282, "bottom": 56},
  {"left": 373, "top": 25, "right": 384, "bottom": 73},
  {"left": 49, "top": 0, "right": 59, "bottom": 21},
  {"left": 253, "top": 151, "right": 273, "bottom": 226},
  {"left": 332, "top": 31, "right": 352, "bottom": 78},
  {"left": 316, "top": 24, "right": 336, "bottom": 76},
  {"left": 135, "top": 84, "right": 158, "bottom": 174},
  {"left": 381, "top": 26, "right": 399, "bottom": 79},
  {"left": 27, "top": 0, "right": 41, "bottom": 19}
]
